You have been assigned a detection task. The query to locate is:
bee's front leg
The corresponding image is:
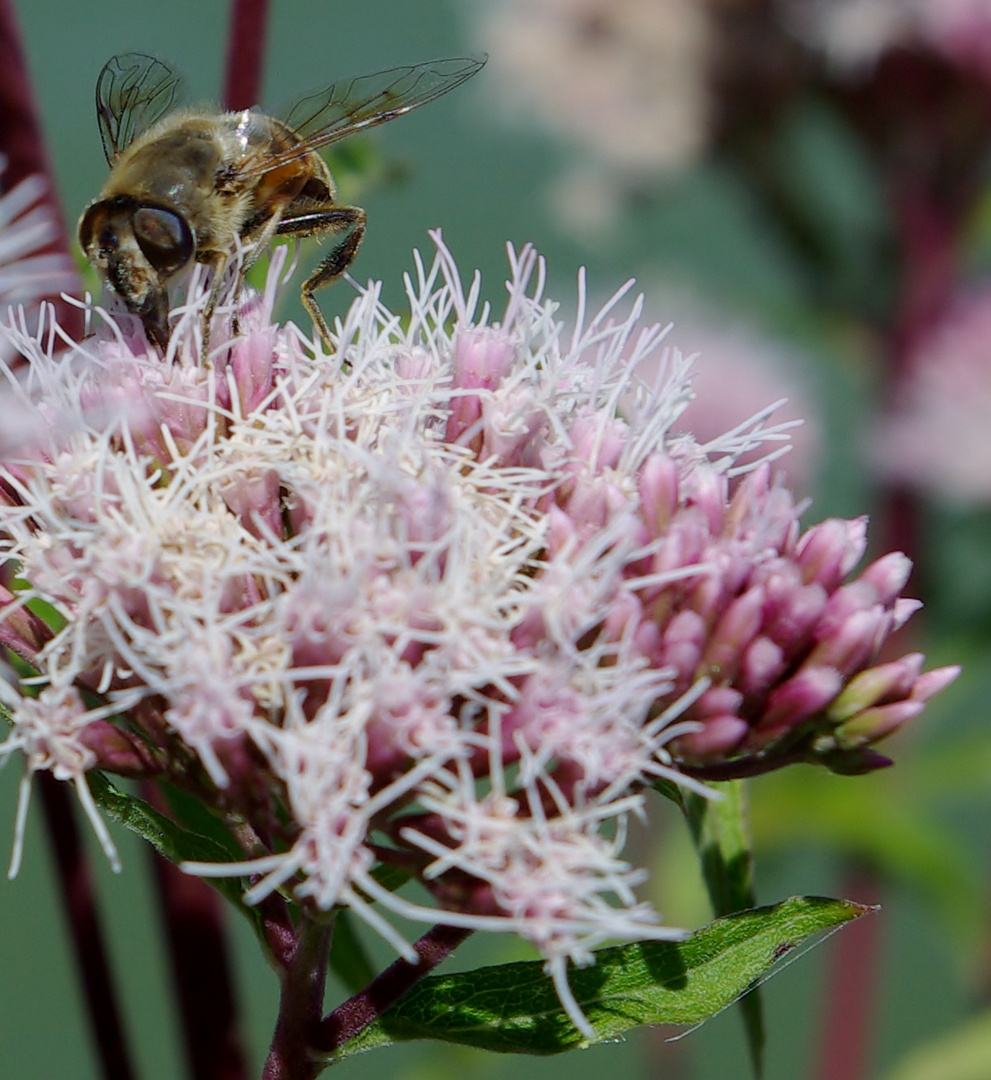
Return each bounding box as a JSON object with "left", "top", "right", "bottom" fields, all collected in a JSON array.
[
  {"left": 277, "top": 205, "right": 366, "bottom": 353},
  {"left": 197, "top": 249, "right": 232, "bottom": 359}
]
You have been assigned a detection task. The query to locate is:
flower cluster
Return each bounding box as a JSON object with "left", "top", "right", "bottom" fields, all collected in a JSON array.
[{"left": 0, "top": 236, "right": 955, "bottom": 1033}]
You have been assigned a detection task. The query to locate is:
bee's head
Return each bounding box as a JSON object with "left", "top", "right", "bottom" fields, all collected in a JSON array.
[{"left": 78, "top": 196, "right": 194, "bottom": 348}]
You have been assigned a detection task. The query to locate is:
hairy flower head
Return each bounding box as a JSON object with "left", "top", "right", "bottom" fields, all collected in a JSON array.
[{"left": 0, "top": 235, "right": 956, "bottom": 1035}]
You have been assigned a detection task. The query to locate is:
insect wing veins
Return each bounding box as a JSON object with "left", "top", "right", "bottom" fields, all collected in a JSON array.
[
  {"left": 238, "top": 55, "right": 486, "bottom": 179},
  {"left": 96, "top": 52, "right": 184, "bottom": 164}
]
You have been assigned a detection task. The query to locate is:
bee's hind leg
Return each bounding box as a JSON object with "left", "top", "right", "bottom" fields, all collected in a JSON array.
[{"left": 277, "top": 204, "right": 366, "bottom": 353}]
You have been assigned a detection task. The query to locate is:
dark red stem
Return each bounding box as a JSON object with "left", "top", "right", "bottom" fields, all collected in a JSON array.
[
  {"left": 256, "top": 889, "right": 300, "bottom": 971},
  {"left": 262, "top": 915, "right": 333, "bottom": 1080},
  {"left": 813, "top": 868, "right": 883, "bottom": 1080},
  {"left": 38, "top": 772, "right": 136, "bottom": 1080},
  {"left": 314, "top": 923, "right": 473, "bottom": 1055},
  {"left": 874, "top": 181, "right": 962, "bottom": 576},
  {"left": 680, "top": 752, "right": 808, "bottom": 782},
  {"left": 143, "top": 784, "right": 248, "bottom": 1080},
  {"left": 0, "top": 0, "right": 82, "bottom": 336},
  {"left": 679, "top": 747, "right": 891, "bottom": 782},
  {"left": 223, "top": 0, "right": 271, "bottom": 111},
  {"left": 886, "top": 182, "right": 959, "bottom": 375}
]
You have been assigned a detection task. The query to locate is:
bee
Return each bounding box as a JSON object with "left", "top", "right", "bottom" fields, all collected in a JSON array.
[{"left": 78, "top": 52, "right": 485, "bottom": 351}]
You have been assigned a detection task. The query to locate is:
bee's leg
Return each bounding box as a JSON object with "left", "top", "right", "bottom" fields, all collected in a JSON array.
[
  {"left": 230, "top": 213, "right": 285, "bottom": 335},
  {"left": 277, "top": 205, "right": 366, "bottom": 352},
  {"left": 198, "top": 250, "right": 230, "bottom": 358}
]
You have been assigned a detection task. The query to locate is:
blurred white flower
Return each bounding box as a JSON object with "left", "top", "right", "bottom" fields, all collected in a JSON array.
[{"left": 474, "top": 0, "right": 712, "bottom": 177}]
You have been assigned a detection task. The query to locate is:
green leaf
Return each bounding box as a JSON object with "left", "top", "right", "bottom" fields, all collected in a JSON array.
[
  {"left": 369, "top": 861, "right": 412, "bottom": 894},
  {"left": 331, "top": 895, "right": 868, "bottom": 1061},
  {"left": 684, "top": 782, "right": 763, "bottom": 1075},
  {"left": 158, "top": 780, "right": 249, "bottom": 860},
  {"left": 329, "top": 910, "right": 377, "bottom": 995},
  {"left": 87, "top": 772, "right": 266, "bottom": 943},
  {"left": 651, "top": 776, "right": 687, "bottom": 808}
]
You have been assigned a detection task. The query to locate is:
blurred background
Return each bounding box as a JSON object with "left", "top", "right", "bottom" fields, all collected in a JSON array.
[{"left": 2, "top": 0, "right": 990, "bottom": 1077}]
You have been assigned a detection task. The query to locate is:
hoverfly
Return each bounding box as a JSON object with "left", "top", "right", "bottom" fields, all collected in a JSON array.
[{"left": 78, "top": 52, "right": 485, "bottom": 350}]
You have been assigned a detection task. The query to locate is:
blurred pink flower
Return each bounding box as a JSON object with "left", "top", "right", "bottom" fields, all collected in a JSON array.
[
  {"left": 920, "top": 0, "right": 991, "bottom": 76},
  {"left": 873, "top": 282, "right": 991, "bottom": 501},
  {"left": 785, "top": 0, "right": 991, "bottom": 75},
  {"left": 645, "top": 306, "right": 822, "bottom": 492}
]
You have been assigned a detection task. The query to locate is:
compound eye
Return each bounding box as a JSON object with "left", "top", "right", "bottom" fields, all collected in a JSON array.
[
  {"left": 78, "top": 201, "right": 118, "bottom": 258},
  {"left": 132, "top": 206, "right": 193, "bottom": 275}
]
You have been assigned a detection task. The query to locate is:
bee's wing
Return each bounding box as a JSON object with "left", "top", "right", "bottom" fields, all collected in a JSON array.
[
  {"left": 96, "top": 53, "right": 184, "bottom": 164},
  {"left": 237, "top": 55, "right": 486, "bottom": 178}
]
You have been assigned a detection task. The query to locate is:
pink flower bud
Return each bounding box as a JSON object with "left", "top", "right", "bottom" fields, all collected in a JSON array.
[
  {"left": 694, "top": 686, "right": 744, "bottom": 717},
  {"left": 638, "top": 453, "right": 679, "bottom": 539},
  {"left": 657, "top": 609, "right": 706, "bottom": 683},
  {"left": 700, "top": 586, "right": 766, "bottom": 680},
  {"left": 673, "top": 716, "right": 749, "bottom": 761},
  {"left": 230, "top": 327, "right": 277, "bottom": 414},
  {"left": 452, "top": 327, "right": 517, "bottom": 391},
  {"left": 739, "top": 636, "right": 786, "bottom": 696},
  {"left": 683, "top": 464, "right": 727, "bottom": 535},
  {"left": 795, "top": 517, "right": 867, "bottom": 590},
  {"left": 763, "top": 578, "right": 827, "bottom": 650},
  {"left": 858, "top": 552, "right": 913, "bottom": 605},
  {"left": 910, "top": 665, "right": 961, "bottom": 703},
  {"left": 570, "top": 412, "right": 628, "bottom": 471},
  {"left": 753, "top": 666, "right": 844, "bottom": 741},
  {"left": 834, "top": 701, "right": 926, "bottom": 750},
  {"left": 79, "top": 720, "right": 160, "bottom": 776},
  {"left": 807, "top": 607, "right": 887, "bottom": 674},
  {"left": 828, "top": 654, "right": 925, "bottom": 721}
]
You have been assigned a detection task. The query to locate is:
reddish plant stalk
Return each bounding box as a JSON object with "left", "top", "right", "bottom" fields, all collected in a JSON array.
[
  {"left": 262, "top": 915, "right": 333, "bottom": 1080},
  {"left": 223, "top": 0, "right": 272, "bottom": 111},
  {"left": 143, "top": 786, "right": 248, "bottom": 1080},
  {"left": 38, "top": 773, "right": 136, "bottom": 1080},
  {"left": 875, "top": 180, "right": 963, "bottom": 576},
  {"left": 886, "top": 182, "right": 960, "bottom": 376},
  {"left": 681, "top": 750, "right": 890, "bottom": 782},
  {"left": 813, "top": 869, "right": 883, "bottom": 1080},
  {"left": 314, "top": 923, "right": 473, "bottom": 1056},
  {"left": 0, "top": 0, "right": 82, "bottom": 338}
]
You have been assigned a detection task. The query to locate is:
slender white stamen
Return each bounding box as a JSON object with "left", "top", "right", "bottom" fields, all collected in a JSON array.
[
  {"left": 7, "top": 770, "right": 32, "bottom": 880},
  {"left": 548, "top": 953, "right": 596, "bottom": 1041}
]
